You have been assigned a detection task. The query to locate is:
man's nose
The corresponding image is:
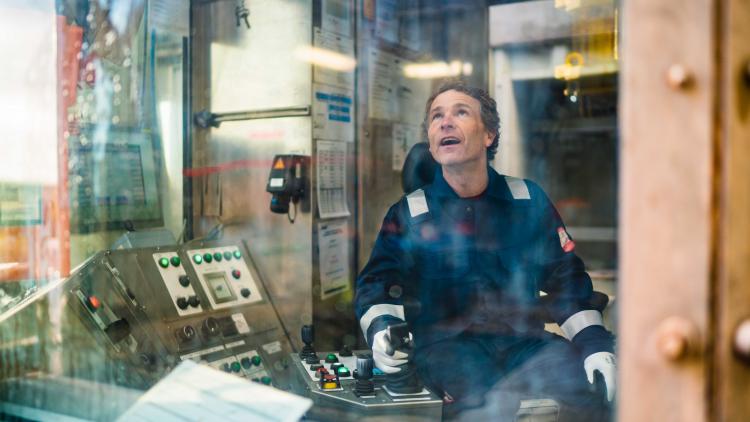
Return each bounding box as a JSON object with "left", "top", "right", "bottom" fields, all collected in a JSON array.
[{"left": 440, "top": 113, "right": 455, "bottom": 130}]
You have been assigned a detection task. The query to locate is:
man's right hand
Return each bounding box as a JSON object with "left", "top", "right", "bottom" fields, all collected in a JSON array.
[{"left": 372, "top": 329, "right": 411, "bottom": 374}]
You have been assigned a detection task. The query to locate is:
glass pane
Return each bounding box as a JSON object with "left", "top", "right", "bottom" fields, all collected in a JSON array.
[{"left": 0, "top": 1, "right": 619, "bottom": 421}]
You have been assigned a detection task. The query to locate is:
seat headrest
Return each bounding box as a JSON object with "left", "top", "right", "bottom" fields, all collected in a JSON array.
[{"left": 401, "top": 142, "right": 438, "bottom": 193}]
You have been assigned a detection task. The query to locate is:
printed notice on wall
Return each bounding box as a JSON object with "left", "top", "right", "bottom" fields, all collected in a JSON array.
[
  {"left": 316, "top": 140, "right": 350, "bottom": 219},
  {"left": 318, "top": 219, "right": 350, "bottom": 300},
  {"left": 313, "top": 83, "right": 354, "bottom": 142},
  {"left": 392, "top": 124, "right": 421, "bottom": 171},
  {"left": 322, "top": 0, "right": 352, "bottom": 37},
  {"left": 367, "top": 48, "right": 400, "bottom": 120},
  {"left": 312, "top": 28, "right": 354, "bottom": 89}
]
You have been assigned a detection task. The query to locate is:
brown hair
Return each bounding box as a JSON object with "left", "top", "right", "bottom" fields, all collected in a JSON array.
[{"left": 422, "top": 79, "right": 500, "bottom": 160}]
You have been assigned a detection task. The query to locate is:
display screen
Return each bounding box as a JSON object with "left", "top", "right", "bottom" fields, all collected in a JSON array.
[
  {"left": 206, "top": 272, "right": 236, "bottom": 303},
  {"left": 67, "top": 128, "right": 163, "bottom": 233}
]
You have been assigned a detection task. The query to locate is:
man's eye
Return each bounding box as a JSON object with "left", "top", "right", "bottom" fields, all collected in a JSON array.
[
  {"left": 458, "top": 109, "right": 469, "bottom": 116},
  {"left": 431, "top": 113, "right": 442, "bottom": 121}
]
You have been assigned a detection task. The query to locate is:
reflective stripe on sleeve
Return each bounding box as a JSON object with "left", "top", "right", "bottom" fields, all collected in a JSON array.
[
  {"left": 505, "top": 176, "right": 531, "bottom": 200},
  {"left": 560, "top": 310, "right": 604, "bottom": 340},
  {"left": 359, "top": 304, "right": 405, "bottom": 336},
  {"left": 406, "top": 189, "right": 428, "bottom": 217}
]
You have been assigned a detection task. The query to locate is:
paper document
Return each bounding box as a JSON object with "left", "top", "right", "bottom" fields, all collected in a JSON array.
[
  {"left": 318, "top": 219, "right": 350, "bottom": 299},
  {"left": 316, "top": 140, "right": 350, "bottom": 219},
  {"left": 117, "top": 360, "right": 312, "bottom": 422}
]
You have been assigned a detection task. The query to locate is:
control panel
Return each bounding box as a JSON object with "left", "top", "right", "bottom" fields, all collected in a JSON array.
[
  {"left": 290, "top": 351, "right": 442, "bottom": 421},
  {"left": 39, "top": 241, "right": 296, "bottom": 392},
  {"left": 152, "top": 251, "right": 203, "bottom": 316},
  {"left": 288, "top": 325, "right": 442, "bottom": 421},
  {"left": 185, "top": 246, "right": 262, "bottom": 309}
]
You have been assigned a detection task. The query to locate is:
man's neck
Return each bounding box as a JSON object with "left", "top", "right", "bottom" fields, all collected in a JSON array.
[{"left": 441, "top": 160, "right": 489, "bottom": 198}]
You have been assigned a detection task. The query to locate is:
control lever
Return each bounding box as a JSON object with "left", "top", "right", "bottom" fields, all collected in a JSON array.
[
  {"left": 299, "top": 325, "right": 318, "bottom": 364},
  {"left": 384, "top": 322, "right": 423, "bottom": 395},
  {"left": 353, "top": 353, "right": 375, "bottom": 397}
]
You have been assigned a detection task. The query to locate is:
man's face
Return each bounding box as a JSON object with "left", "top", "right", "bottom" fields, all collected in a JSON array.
[{"left": 426, "top": 90, "right": 494, "bottom": 168}]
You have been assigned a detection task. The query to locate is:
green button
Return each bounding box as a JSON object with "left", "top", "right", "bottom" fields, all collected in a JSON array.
[
  {"left": 170, "top": 256, "right": 181, "bottom": 267},
  {"left": 213, "top": 252, "right": 222, "bottom": 262},
  {"left": 193, "top": 254, "right": 203, "bottom": 264},
  {"left": 223, "top": 251, "right": 232, "bottom": 261},
  {"left": 203, "top": 253, "right": 213, "bottom": 263},
  {"left": 158, "top": 257, "right": 169, "bottom": 268},
  {"left": 231, "top": 362, "right": 241, "bottom": 373},
  {"left": 251, "top": 355, "right": 262, "bottom": 366},
  {"left": 261, "top": 376, "right": 272, "bottom": 385},
  {"left": 233, "top": 250, "right": 241, "bottom": 259}
]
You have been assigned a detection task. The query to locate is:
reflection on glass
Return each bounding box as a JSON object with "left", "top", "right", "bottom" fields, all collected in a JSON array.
[{"left": 0, "top": 1, "right": 620, "bottom": 421}]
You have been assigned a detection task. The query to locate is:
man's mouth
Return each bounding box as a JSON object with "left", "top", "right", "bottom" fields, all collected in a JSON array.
[{"left": 439, "top": 137, "right": 460, "bottom": 146}]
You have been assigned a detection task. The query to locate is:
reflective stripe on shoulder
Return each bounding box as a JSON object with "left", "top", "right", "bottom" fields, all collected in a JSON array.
[
  {"left": 359, "top": 304, "right": 405, "bottom": 336},
  {"left": 560, "top": 310, "right": 604, "bottom": 340},
  {"left": 406, "top": 189, "right": 429, "bottom": 218},
  {"left": 505, "top": 176, "right": 531, "bottom": 200}
]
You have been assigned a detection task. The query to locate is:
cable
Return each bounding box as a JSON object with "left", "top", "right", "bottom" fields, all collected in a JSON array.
[{"left": 287, "top": 201, "right": 297, "bottom": 224}]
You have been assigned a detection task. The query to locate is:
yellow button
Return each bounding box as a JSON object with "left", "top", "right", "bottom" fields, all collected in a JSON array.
[{"left": 322, "top": 382, "right": 338, "bottom": 389}]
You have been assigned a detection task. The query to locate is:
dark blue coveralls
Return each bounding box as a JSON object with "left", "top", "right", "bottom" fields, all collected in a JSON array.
[{"left": 355, "top": 167, "right": 614, "bottom": 419}]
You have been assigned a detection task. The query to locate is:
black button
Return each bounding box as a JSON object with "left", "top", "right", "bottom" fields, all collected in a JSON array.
[
  {"left": 222, "top": 363, "right": 231, "bottom": 372},
  {"left": 240, "top": 288, "right": 251, "bottom": 298},
  {"left": 223, "top": 251, "right": 232, "bottom": 260},
  {"left": 188, "top": 295, "right": 200, "bottom": 308},
  {"left": 241, "top": 357, "right": 252, "bottom": 369},
  {"left": 178, "top": 275, "right": 190, "bottom": 287},
  {"left": 176, "top": 297, "right": 189, "bottom": 309}
]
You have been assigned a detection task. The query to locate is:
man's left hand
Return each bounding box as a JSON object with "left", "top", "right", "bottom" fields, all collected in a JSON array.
[{"left": 583, "top": 351, "right": 616, "bottom": 402}]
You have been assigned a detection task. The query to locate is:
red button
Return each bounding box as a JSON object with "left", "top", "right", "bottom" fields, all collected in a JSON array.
[
  {"left": 232, "top": 269, "right": 241, "bottom": 279},
  {"left": 88, "top": 296, "right": 101, "bottom": 310}
]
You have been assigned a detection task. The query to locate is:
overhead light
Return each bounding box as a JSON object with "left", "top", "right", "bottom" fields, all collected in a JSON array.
[
  {"left": 0, "top": 262, "right": 19, "bottom": 272},
  {"left": 295, "top": 46, "right": 356, "bottom": 72},
  {"left": 403, "top": 60, "right": 473, "bottom": 79}
]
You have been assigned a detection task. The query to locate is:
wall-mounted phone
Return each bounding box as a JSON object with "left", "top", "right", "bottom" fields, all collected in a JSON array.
[{"left": 266, "top": 154, "right": 310, "bottom": 223}]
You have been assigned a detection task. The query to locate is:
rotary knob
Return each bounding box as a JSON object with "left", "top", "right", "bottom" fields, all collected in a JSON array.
[
  {"left": 176, "top": 325, "right": 196, "bottom": 343},
  {"left": 202, "top": 317, "right": 220, "bottom": 337}
]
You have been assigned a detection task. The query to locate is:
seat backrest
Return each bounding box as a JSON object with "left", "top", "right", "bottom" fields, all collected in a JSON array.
[{"left": 401, "top": 142, "right": 438, "bottom": 193}]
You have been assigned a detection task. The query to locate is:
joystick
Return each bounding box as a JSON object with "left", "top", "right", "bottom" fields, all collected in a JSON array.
[
  {"left": 299, "top": 325, "right": 318, "bottom": 364},
  {"left": 353, "top": 353, "right": 375, "bottom": 397},
  {"left": 383, "top": 322, "right": 423, "bottom": 395}
]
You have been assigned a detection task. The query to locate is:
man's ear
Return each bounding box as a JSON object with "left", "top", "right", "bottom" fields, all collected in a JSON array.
[{"left": 484, "top": 131, "right": 495, "bottom": 147}]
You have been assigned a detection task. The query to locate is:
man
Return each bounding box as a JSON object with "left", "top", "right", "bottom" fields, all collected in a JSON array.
[{"left": 354, "top": 80, "right": 616, "bottom": 420}]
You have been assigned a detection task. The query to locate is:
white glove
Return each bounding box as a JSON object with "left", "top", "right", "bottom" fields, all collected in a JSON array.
[
  {"left": 583, "top": 351, "right": 616, "bottom": 402},
  {"left": 372, "top": 329, "right": 411, "bottom": 374}
]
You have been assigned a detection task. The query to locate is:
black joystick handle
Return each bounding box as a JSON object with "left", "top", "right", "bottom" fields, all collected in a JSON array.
[
  {"left": 383, "top": 323, "right": 423, "bottom": 395},
  {"left": 299, "top": 325, "right": 318, "bottom": 362},
  {"left": 385, "top": 323, "right": 411, "bottom": 355},
  {"left": 356, "top": 354, "right": 373, "bottom": 380},
  {"left": 301, "top": 325, "right": 314, "bottom": 345},
  {"left": 353, "top": 354, "right": 375, "bottom": 397}
]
